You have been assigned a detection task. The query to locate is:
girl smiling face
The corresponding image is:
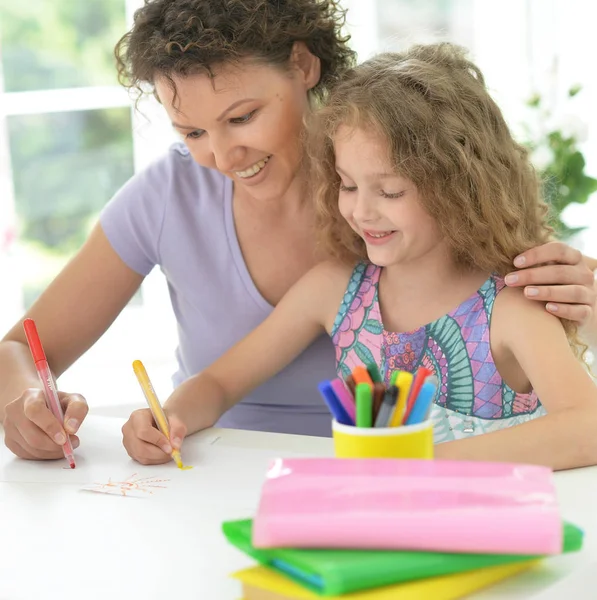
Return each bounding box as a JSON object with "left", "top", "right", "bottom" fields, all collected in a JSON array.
[{"left": 334, "top": 126, "right": 446, "bottom": 269}]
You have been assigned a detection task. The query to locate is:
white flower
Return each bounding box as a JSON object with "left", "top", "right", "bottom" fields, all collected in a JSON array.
[{"left": 530, "top": 146, "right": 554, "bottom": 171}]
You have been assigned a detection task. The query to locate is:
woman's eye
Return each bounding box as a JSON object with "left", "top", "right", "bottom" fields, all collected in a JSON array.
[
  {"left": 185, "top": 130, "right": 205, "bottom": 140},
  {"left": 230, "top": 110, "right": 257, "bottom": 124},
  {"left": 339, "top": 183, "right": 357, "bottom": 192}
]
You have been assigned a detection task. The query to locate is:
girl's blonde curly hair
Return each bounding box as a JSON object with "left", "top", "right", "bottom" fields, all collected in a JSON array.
[{"left": 308, "top": 42, "right": 585, "bottom": 356}]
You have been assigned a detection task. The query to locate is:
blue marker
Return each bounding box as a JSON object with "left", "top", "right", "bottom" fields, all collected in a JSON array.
[
  {"left": 317, "top": 380, "right": 354, "bottom": 426},
  {"left": 404, "top": 377, "right": 437, "bottom": 425}
]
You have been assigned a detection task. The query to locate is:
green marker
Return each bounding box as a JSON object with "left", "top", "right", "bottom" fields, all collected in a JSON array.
[
  {"left": 366, "top": 363, "right": 383, "bottom": 384},
  {"left": 390, "top": 370, "right": 401, "bottom": 386},
  {"left": 355, "top": 383, "right": 373, "bottom": 428}
]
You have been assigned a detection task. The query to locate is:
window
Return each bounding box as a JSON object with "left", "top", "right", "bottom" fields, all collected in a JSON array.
[
  {"left": 1, "top": 1, "right": 132, "bottom": 314},
  {"left": 0, "top": 0, "right": 178, "bottom": 405}
]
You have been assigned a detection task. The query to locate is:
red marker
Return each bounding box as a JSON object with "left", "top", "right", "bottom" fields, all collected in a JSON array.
[{"left": 23, "top": 318, "right": 76, "bottom": 468}]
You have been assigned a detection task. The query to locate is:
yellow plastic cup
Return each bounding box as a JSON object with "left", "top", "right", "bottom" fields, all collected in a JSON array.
[{"left": 332, "top": 419, "right": 434, "bottom": 459}]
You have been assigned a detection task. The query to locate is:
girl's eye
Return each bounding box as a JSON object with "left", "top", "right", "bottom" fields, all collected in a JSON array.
[
  {"left": 381, "top": 190, "right": 406, "bottom": 199},
  {"left": 185, "top": 130, "right": 205, "bottom": 140},
  {"left": 339, "top": 183, "right": 357, "bottom": 192},
  {"left": 230, "top": 110, "right": 258, "bottom": 124}
]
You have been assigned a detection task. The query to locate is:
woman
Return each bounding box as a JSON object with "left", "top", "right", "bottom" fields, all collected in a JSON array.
[{"left": 1, "top": 0, "right": 596, "bottom": 462}]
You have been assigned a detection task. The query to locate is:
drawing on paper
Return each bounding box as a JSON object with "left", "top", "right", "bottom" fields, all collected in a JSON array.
[{"left": 82, "top": 473, "right": 170, "bottom": 497}]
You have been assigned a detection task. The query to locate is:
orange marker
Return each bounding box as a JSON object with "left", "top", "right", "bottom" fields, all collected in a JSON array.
[{"left": 352, "top": 366, "right": 374, "bottom": 387}]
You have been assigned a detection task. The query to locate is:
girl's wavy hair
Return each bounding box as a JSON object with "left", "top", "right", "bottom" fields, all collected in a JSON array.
[
  {"left": 309, "top": 43, "right": 585, "bottom": 357},
  {"left": 115, "top": 0, "right": 356, "bottom": 103}
]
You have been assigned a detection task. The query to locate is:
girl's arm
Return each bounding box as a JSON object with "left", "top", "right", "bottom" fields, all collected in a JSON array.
[
  {"left": 121, "top": 261, "right": 351, "bottom": 464},
  {"left": 435, "top": 287, "right": 597, "bottom": 470}
]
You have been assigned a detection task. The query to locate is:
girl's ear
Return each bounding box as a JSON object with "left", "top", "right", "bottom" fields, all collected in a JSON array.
[{"left": 290, "top": 41, "right": 321, "bottom": 91}]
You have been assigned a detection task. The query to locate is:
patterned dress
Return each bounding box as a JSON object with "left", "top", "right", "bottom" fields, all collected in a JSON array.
[{"left": 332, "top": 263, "right": 546, "bottom": 443}]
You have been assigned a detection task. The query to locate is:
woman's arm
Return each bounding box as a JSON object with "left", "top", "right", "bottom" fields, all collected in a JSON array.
[
  {"left": 435, "top": 287, "right": 597, "bottom": 470},
  {"left": 122, "top": 261, "right": 351, "bottom": 464},
  {"left": 1, "top": 224, "right": 143, "bottom": 458}
]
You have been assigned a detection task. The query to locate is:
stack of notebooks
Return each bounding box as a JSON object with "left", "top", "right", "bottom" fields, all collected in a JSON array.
[{"left": 223, "top": 459, "right": 585, "bottom": 599}]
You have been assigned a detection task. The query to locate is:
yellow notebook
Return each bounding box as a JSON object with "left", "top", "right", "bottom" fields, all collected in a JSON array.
[{"left": 233, "top": 561, "right": 539, "bottom": 600}]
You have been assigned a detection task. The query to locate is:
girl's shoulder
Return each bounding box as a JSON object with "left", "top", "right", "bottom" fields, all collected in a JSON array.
[
  {"left": 296, "top": 260, "right": 358, "bottom": 333},
  {"left": 303, "top": 259, "right": 356, "bottom": 292},
  {"left": 490, "top": 279, "right": 563, "bottom": 351}
]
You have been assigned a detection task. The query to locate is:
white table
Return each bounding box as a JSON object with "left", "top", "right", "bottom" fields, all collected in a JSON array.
[{"left": 1, "top": 414, "right": 596, "bottom": 600}]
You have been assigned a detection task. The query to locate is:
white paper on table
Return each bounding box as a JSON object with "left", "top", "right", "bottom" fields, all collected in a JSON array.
[
  {"left": 80, "top": 472, "right": 172, "bottom": 497},
  {"left": 0, "top": 414, "right": 313, "bottom": 506}
]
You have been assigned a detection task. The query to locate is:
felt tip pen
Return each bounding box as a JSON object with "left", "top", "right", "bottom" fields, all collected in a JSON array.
[
  {"left": 23, "top": 318, "right": 76, "bottom": 469},
  {"left": 372, "top": 382, "right": 385, "bottom": 422},
  {"left": 132, "top": 360, "right": 187, "bottom": 469},
  {"left": 405, "top": 377, "right": 438, "bottom": 425},
  {"left": 318, "top": 380, "right": 353, "bottom": 426},
  {"left": 389, "top": 371, "right": 413, "bottom": 427},
  {"left": 366, "top": 363, "right": 383, "bottom": 384},
  {"left": 330, "top": 378, "right": 356, "bottom": 423},
  {"left": 374, "top": 385, "right": 398, "bottom": 428},
  {"left": 352, "top": 365, "right": 374, "bottom": 387},
  {"left": 404, "top": 367, "right": 432, "bottom": 422},
  {"left": 355, "top": 383, "right": 373, "bottom": 428}
]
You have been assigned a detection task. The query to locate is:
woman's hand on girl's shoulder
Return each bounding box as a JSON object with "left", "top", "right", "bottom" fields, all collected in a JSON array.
[{"left": 505, "top": 242, "right": 596, "bottom": 325}]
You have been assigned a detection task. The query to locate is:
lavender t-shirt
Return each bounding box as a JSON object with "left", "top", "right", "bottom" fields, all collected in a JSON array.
[{"left": 100, "top": 143, "right": 335, "bottom": 436}]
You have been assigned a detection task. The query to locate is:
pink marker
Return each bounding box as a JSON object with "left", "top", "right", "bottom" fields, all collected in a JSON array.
[
  {"left": 330, "top": 378, "right": 356, "bottom": 423},
  {"left": 23, "top": 318, "right": 76, "bottom": 468}
]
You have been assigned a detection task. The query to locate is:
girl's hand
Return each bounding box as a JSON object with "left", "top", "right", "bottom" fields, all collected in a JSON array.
[
  {"left": 2, "top": 389, "right": 87, "bottom": 459},
  {"left": 505, "top": 242, "right": 596, "bottom": 324},
  {"left": 121, "top": 408, "right": 187, "bottom": 465}
]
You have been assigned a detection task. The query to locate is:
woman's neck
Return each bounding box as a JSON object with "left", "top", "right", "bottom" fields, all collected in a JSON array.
[{"left": 234, "top": 172, "right": 311, "bottom": 221}]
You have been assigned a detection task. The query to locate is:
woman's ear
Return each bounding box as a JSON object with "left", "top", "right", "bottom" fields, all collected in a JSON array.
[{"left": 290, "top": 41, "right": 321, "bottom": 91}]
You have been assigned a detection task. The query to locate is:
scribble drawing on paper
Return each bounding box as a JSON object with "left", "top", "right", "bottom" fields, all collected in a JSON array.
[{"left": 84, "top": 473, "right": 170, "bottom": 497}]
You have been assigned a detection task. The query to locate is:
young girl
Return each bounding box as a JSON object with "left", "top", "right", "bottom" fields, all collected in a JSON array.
[{"left": 123, "top": 43, "right": 597, "bottom": 470}]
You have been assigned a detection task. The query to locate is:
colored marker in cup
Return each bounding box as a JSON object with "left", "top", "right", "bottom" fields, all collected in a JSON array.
[
  {"left": 355, "top": 383, "right": 373, "bottom": 428},
  {"left": 405, "top": 377, "right": 438, "bottom": 425}
]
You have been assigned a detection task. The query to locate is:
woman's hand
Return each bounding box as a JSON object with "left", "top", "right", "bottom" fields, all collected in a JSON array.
[
  {"left": 121, "top": 408, "right": 187, "bottom": 465},
  {"left": 505, "top": 242, "right": 596, "bottom": 324},
  {"left": 2, "top": 389, "right": 88, "bottom": 459}
]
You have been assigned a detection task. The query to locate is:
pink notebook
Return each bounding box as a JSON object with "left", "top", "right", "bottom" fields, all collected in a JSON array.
[{"left": 252, "top": 458, "right": 562, "bottom": 555}]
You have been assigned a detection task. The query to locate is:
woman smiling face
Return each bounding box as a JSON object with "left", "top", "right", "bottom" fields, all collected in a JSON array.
[{"left": 155, "top": 46, "right": 321, "bottom": 203}]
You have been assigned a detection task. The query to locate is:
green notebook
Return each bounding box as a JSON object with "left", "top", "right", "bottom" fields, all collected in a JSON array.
[{"left": 222, "top": 519, "right": 583, "bottom": 597}]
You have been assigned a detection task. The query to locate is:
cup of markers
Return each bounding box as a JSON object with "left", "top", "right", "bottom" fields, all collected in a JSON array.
[{"left": 318, "top": 364, "right": 436, "bottom": 460}]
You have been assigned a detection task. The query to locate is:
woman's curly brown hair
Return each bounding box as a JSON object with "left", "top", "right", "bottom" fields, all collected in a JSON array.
[
  {"left": 115, "top": 0, "right": 356, "bottom": 102},
  {"left": 309, "top": 42, "right": 586, "bottom": 357}
]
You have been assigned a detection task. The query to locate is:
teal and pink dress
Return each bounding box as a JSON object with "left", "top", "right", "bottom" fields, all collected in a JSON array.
[{"left": 332, "top": 263, "right": 546, "bottom": 442}]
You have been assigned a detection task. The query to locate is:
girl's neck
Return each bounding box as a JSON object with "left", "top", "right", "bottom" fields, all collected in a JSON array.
[{"left": 378, "top": 245, "right": 489, "bottom": 333}]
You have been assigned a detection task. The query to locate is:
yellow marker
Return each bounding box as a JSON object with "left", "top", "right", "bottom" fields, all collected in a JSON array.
[
  {"left": 389, "top": 371, "right": 414, "bottom": 427},
  {"left": 132, "top": 360, "right": 191, "bottom": 470}
]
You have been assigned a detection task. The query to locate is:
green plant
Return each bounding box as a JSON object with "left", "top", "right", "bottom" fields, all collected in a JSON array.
[{"left": 524, "top": 86, "right": 597, "bottom": 239}]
